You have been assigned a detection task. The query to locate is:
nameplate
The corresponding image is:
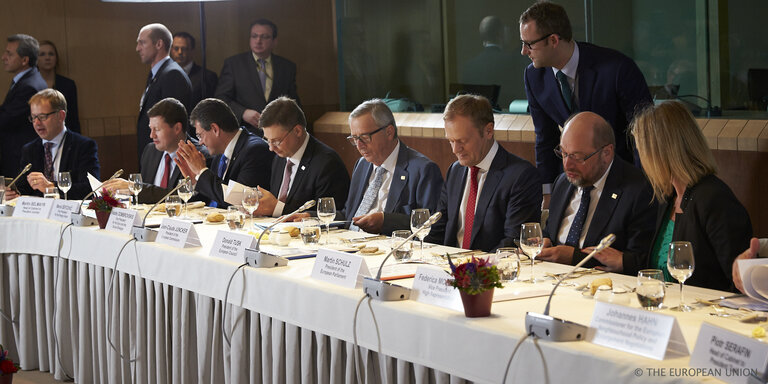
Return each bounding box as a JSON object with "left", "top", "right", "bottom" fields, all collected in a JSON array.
[
  {"left": 589, "top": 301, "right": 689, "bottom": 360},
  {"left": 156, "top": 218, "right": 201, "bottom": 248},
  {"left": 13, "top": 197, "right": 54, "bottom": 219},
  {"left": 105, "top": 207, "right": 141, "bottom": 234},
  {"left": 689, "top": 322, "right": 768, "bottom": 384},
  {"left": 410, "top": 265, "right": 462, "bottom": 312},
  {"left": 49, "top": 200, "right": 81, "bottom": 223},
  {"left": 311, "top": 248, "right": 370, "bottom": 289},
  {"left": 210, "top": 230, "right": 256, "bottom": 263}
]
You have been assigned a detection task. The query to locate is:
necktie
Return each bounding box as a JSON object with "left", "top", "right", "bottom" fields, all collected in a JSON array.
[
  {"left": 43, "top": 142, "right": 54, "bottom": 181},
  {"left": 556, "top": 71, "right": 573, "bottom": 112},
  {"left": 209, "top": 155, "right": 228, "bottom": 208},
  {"left": 257, "top": 59, "right": 267, "bottom": 94},
  {"left": 277, "top": 160, "right": 294, "bottom": 203},
  {"left": 349, "top": 166, "right": 387, "bottom": 231},
  {"left": 159, "top": 153, "right": 171, "bottom": 188},
  {"left": 565, "top": 185, "right": 595, "bottom": 247},
  {"left": 462, "top": 166, "right": 479, "bottom": 249},
  {"left": 139, "top": 72, "right": 153, "bottom": 111}
]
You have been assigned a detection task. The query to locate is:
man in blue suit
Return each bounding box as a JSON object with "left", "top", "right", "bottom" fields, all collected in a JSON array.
[
  {"left": 426, "top": 95, "right": 541, "bottom": 252},
  {"left": 538, "top": 112, "right": 657, "bottom": 276},
  {"left": 519, "top": 2, "right": 651, "bottom": 188}
]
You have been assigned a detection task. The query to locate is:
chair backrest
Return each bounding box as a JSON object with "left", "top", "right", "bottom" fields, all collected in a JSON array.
[
  {"left": 449, "top": 83, "right": 501, "bottom": 109},
  {"left": 747, "top": 68, "right": 768, "bottom": 110}
]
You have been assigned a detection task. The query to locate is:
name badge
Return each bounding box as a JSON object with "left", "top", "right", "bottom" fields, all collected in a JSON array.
[
  {"left": 49, "top": 200, "right": 81, "bottom": 223},
  {"left": 311, "top": 248, "right": 370, "bottom": 288},
  {"left": 13, "top": 197, "right": 54, "bottom": 219},
  {"left": 689, "top": 322, "right": 768, "bottom": 384},
  {"left": 105, "top": 207, "right": 140, "bottom": 234},
  {"left": 589, "top": 301, "right": 689, "bottom": 360},
  {"left": 210, "top": 230, "right": 256, "bottom": 263},
  {"left": 411, "top": 265, "right": 462, "bottom": 312},
  {"left": 156, "top": 218, "right": 201, "bottom": 248}
]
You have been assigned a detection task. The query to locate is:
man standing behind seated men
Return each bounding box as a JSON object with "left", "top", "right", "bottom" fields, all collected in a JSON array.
[
  {"left": 538, "top": 112, "right": 657, "bottom": 275},
  {"left": 427, "top": 94, "right": 541, "bottom": 252},
  {"left": 254, "top": 97, "right": 349, "bottom": 217},
  {"left": 103, "top": 98, "right": 207, "bottom": 203},
  {"left": 4, "top": 89, "right": 99, "bottom": 200},
  {"left": 171, "top": 32, "right": 218, "bottom": 109},
  {"left": 175, "top": 98, "right": 273, "bottom": 207},
  {"left": 215, "top": 19, "right": 299, "bottom": 134}
]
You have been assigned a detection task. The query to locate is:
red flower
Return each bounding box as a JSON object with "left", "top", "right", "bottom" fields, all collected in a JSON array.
[{"left": 0, "top": 359, "right": 18, "bottom": 374}]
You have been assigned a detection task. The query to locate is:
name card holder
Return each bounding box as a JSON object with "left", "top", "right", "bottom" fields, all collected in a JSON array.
[
  {"left": 105, "top": 207, "right": 141, "bottom": 234},
  {"left": 411, "top": 265, "right": 462, "bottom": 312},
  {"left": 156, "top": 218, "right": 202, "bottom": 248},
  {"left": 690, "top": 322, "right": 768, "bottom": 384},
  {"left": 589, "top": 301, "right": 688, "bottom": 360},
  {"left": 49, "top": 200, "right": 82, "bottom": 223},
  {"left": 311, "top": 248, "right": 370, "bottom": 289},
  {"left": 13, "top": 197, "right": 54, "bottom": 219},
  {"left": 210, "top": 230, "right": 256, "bottom": 263}
]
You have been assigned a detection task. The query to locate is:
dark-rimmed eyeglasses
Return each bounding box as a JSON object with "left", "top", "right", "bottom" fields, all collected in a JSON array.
[
  {"left": 347, "top": 124, "right": 388, "bottom": 145},
  {"left": 266, "top": 127, "right": 295, "bottom": 147},
  {"left": 520, "top": 33, "right": 553, "bottom": 50},
  {"left": 29, "top": 110, "right": 60, "bottom": 123},
  {"left": 554, "top": 144, "right": 608, "bottom": 163}
]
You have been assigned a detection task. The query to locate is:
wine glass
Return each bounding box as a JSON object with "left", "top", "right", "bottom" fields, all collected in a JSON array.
[
  {"left": 316, "top": 197, "right": 336, "bottom": 245},
  {"left": 128, "top": 173, "right": 143, "bottom": 209},
  {"left": 177, "top": 178, "right": 194, "bottom": 218},
  {"left": 410, "top": 209, "right": 431, "bottom": 261},
  {"left": 241, "top": 187, "right": 261, "bottom": 228},
  {"left": 57, "top": 172, "right": 71, "bottom": 200},
  {"left": 667, "top": 241, "right": 695, "bottom": 312},
  {"left": 520, "top": 223, "right": 543, "bottom": 283}
]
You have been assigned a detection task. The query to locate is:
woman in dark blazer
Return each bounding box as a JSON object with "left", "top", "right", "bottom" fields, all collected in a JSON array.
[
  {"left": 38, "top": 40, "right": 81, "bottom": 133},
  {"left": 631, "top": 101, "right": 752, "bottom": 292}
]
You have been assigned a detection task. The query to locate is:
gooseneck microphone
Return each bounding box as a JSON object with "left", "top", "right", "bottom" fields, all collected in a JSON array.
[
  {"left": 525, "top": 233, "right": 616, "bottom": 342},
  {"left": 132, "top": 181, "right": 187, "bottom": 242},
  {"left": 244, "top": 199, "right": 317, "bottom": 268},
  {"left": 0, "top": 163, "right": 32, "bottom": 215},
  {"left": 70, "top": 169, "right": 124, "bottom": 226},
  {"left": 363, "top": 211, "right": 442, "bottom": 301},
  {"left": 6, "top": 163, "right": 32, "bottom": 190}
]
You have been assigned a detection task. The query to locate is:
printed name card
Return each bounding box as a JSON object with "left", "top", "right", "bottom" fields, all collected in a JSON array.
[
  {"left": 13, "top": 197, "right": 54, "bottom": 219},
  {"left": 210, "top": 230, "right": 256, "bottom": 263},
  {"left": 689, "top": 322, "right": 768, "bottom": 384},
  {"left": 49, "top": 200, "right": 81, "bottom": 223},
  {"left": 311, "top": 248, "right": 370, "bottom": 289},
  {"left": 411, "top": 265, "right": 462, "bottom": 312},
  {"left": 589, "top": 301, "right": 689, "bottom": 360},
  {"left": 156, "top": 218, "right": 201, "bottom": 248},
  {"left": 105, "top": 207, "right": 141, "bottom": 234}
]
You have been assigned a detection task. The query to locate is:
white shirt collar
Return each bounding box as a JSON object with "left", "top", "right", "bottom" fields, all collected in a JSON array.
[
  {"left": 151, "top": 56, "right": 171, "bottom": 79},
  {"left": 223, "top": 129, "right": 243, "bottom": 160},
  {"left": 376, "top": 141, "right": 400, "bottom": 174},
  {"left": 288, "top": 132, "right": 310, "bottom": 166},
  {"left": 474, "top": 141, "right": 499, "bottom": 173},
  {"left": 551, "top": 42, "right": 580, "bottom": 79}
]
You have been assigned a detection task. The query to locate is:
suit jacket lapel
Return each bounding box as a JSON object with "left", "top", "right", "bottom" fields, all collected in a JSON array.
[
  {"left": 575, "top": 43, "right": 595, "bottom": 112},
  {"left": 289, "top": 137, "right": 314, "bottom": 198},
  {"left": 471, "top": 149, "right": 505, "bottom": 246},
  {"left": 57, "top": 131, "right": 72, "bottom": 173},
  {"left": 351, "top": 161, "right": 373, "bottom": 214},
  {"left": 544, "top": 71, "right": 570, "bottom": 119},
  {"left": 384, "top": 144, "right": 409, "bottom": 213},
  {"left": 549, "top": 183, "right": 576, "bottom": 244},
  {"left": 144, "top": 148, "right": 162, "bottom": 183},
  {"left": 445, "top": 165, "right": 467, "bottom": 243},
  {"left": 246, "top": 55, "right": 267, "bottom": 105},
  {"left": 224, "top": 131, "right": 249, "bottom": 182},
  {"left": 584, "top": 163, "right": 621, "bottom": 245}
]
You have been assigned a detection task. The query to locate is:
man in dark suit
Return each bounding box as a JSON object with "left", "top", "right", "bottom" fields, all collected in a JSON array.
[
  {"left": 175, "top": 98, "right": 273, "bottom": 207},
  {"left": 253, "top": 97, "right": 349, "bottom": 217},
  {"left": 538, "top": 112, "right": 657, "bottom": 276},
  {"left": 215, "top": 19, "right": 299, "bottom": 134},
  {"left": 171, "top": 32, "right": 217, "bottom": 110},
  {"left": 103, "top": 98, "right": 207, "bottom": 203},
  {"left": 136, "top": 23, "right": 192, "bottom": 162},
  {"left": 4, "top": 89, "right": 99, "bottom": 200},
  {"left": 1, "top": 34, "right": 47, "bottom": 177},
  {"left": 426, "top": 95, "right": 541, "bottom": 252},
  {"left": 519, "top": 2, "right": 651, "bottom": 188}
]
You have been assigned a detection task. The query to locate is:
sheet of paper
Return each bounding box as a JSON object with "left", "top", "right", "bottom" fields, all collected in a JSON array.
[
  {"left": 87, "top": 173, "right": 101, "bottom": 195},
  {"left": 223, "top": 180, "right": 247, "bottom": 206}
]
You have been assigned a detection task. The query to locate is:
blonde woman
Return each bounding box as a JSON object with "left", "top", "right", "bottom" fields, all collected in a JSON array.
[{"left": 37, "top": 40, "right": 80, "bottom": 133}]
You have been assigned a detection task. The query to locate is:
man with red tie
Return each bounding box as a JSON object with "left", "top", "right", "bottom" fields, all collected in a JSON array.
[{"left": 426, "top": 94, "right": 542, "bottom": 252}]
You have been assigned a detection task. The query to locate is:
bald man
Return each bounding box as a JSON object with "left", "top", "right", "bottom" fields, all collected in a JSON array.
[{"left": 538, "top": 111, "right": 657, "bottom": 275}]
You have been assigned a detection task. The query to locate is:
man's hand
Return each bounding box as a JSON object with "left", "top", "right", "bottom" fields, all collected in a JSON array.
[
  {"left": 254, "top": 186, "right": 277, "bottom": 216},
  {"left": 242, "top": 109, "right": 261, "bottom": 128},
  {"left": 176, "top": 140, "right": 207, "bottom": 176},
  {"left": 352, "top": 212, "right": 384, "bottom": 234},
  {"left": 26, "top": 172, "right": 54, "bottom": 193},
  {"left": 590, "top": 246, "right": 624, "bottom": 273},
  {"left": 4, "top": 187, "right": 19, "bottom": 200},
  {"left": 102, "top": 178, "right": 130, "bottom": 194},
  {"left": 538, "top": 244, "right": 575, "bottom": 265},
  {"left": 284, "top": 212, "right": 310, "bottom": 222},
  {"left": 733, "top": 237, "right": 760, "bottom": 294}
]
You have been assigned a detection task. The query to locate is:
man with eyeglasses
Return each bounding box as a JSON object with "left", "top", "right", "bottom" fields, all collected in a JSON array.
[
  {"left": 519, "top": 2, "right": 651, "bottom": 197},
  {"left": 538, "top": 111, "right": 656, "bottom": 275},
  {"left": 174, "top": 98, "right": 273, "bottom": 207},
  {"left": 252, "top": 97, "right": 348, "bottom": 217},
  {"left": 1, "top": 34, "right": 47, "bottom": 178},
  {"left": 215, "top": 19, "right": 299, "bottom": 135},
  {"left": 171, "top": 32, "right": 218, "bottom": 110},
  {"left": 4, "top": 89, "right": 99, "bottom": 200}
]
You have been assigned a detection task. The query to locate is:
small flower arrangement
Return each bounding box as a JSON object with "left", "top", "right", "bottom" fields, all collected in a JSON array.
[
  {"left": 87, "top": 188, "right": 124, "bottom": 212},
  {"left": 0, "top": 344, "right": 19, "bottom": 376},
  {"left": 446, "top": 254, "right": 503, "bottom": 295}
]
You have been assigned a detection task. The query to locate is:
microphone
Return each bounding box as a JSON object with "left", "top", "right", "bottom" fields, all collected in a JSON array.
[
  {"left": 244, "top": 199, "right": 316, "bottom": 268},
  {"left": 363, "top": 211, "right": 442, "bottom": 301},
  {"left": 525, "top": 233, "right": 616, "bottom": 342},
  {"left": 132, "top": 181, "right": 187, "bottom": 242},
  {"left": 71, "top": 169, "right": 124, "bottom": 226},
  {"left": 6, "top": 163, "right": 32, "bottom": 190},
  {"left": 0, "top": 163, "right": 32, "bottom": 216}
]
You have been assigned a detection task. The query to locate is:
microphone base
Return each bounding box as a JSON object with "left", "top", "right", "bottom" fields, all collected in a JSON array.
[
  {"left": 71, "top": 212, "right": 97, "bottom": 227},
  {"left": 0, "top": 205, "right": 13, "bottom": 216},
  {"left": 244, "top": 249, "right": 288, "bottom": 268},
  {"left": 132, "top": 226, "right": 158, "bottom": 242},
  {"left": 525, "top": 312, "right": 588, "bottom": 342},
  {"left": 363, "top": 277, "right": 411, "bottom": 301}
]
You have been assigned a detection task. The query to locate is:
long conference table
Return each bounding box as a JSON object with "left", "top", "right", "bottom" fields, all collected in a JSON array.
[{"left": 0, "top": 210, "right": 757, "bottom": 384}]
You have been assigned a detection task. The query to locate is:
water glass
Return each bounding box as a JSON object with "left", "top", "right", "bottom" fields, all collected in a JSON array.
[
  {"left": 301, "top": 217, "right": 321, "bottom": 245},
  {"left": 636, "top": 269, "right": 665, "bottom": 310},
  {"left": 391, "top": 230, "right": 413, "bottom": 262},
  {"left": 226, "top": 205, "right": 245, "bottom": 230},
  {"left": 165, "top": 196, "right": 182, "bottom": 217},
  {"left": 496, "top": 247, "right": 521, "bottom": 283},
  {"left": 44, "top": 187, "right": 59, "bottom": 199},
  {"left": 115, "top": 189, "right": 132, "bottom": 208}
]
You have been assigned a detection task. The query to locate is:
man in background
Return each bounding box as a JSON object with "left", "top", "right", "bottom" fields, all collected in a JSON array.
[{"left": 171, "top": 31, "right": 218, "bottom": 109}]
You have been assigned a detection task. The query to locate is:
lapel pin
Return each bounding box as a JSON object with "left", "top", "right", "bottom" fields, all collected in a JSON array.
[
  {"left": 400, "top": 175, "right": 406, "bottom": 180},
  {"left": 611, "top": 193, "right": 618, "bottom": 199},
  {"left": 301, "top": 165, "right": 306, "bottom": 171}
]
